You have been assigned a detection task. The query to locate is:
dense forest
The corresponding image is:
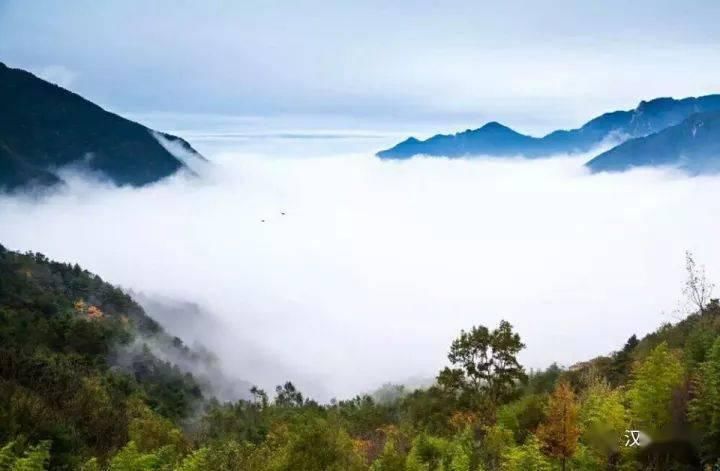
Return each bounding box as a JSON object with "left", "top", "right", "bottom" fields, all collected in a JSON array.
[{"left": 1, "top": 243, "right": 719, "bottom": 470}]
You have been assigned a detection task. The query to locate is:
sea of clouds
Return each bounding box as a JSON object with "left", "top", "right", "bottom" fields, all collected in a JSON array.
[{"left": 1, "top": 147, "right": 719, "bottom": 401}]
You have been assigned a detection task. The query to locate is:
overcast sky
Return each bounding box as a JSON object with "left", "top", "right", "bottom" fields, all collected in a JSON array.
[{"left": 2, "top": 0, "right": 720, "bottom": 132}]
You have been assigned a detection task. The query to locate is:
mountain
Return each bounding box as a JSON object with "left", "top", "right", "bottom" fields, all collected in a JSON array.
[
  {"left": 379, "top": 122, "right": 540, "bottom": 159},
  {"left": 377, "top": 94, "right": 720, "bottom": 159},
  {"left": 0, "top": 243, "right": 204, "bottom": 466},
  {"left": 2, "top": 240, "right": 720, "bottom": 468},
  {"left": 0, "top": 62, "right": 204, "bottom": 191},
  {"left": 585, "top": 111, "right": 720, "bottom": 173}
]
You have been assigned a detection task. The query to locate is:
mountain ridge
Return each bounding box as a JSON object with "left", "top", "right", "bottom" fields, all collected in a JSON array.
[
  {"left": 377, "top": 94, "right": 720, "bottom": 160},
  {"left": 0, "top": 62, "right": 205, "bottom": 191},
  {"left": 585, "top": 111, "right": 720, "bottom": 173}
]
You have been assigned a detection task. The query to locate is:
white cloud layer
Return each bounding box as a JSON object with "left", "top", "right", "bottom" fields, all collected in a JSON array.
[{"left": 1, "top": 149, "right": 719, "bottom": 401}]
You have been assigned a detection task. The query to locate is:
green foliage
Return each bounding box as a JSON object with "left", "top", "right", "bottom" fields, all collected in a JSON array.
[
  {"left": 607, "top": 334, "right": 639, "bottom": 386},
  {"left": 405, "top": 428, "right": 479, "bottom": 471},
  {"left": 578, "top": 377, "right": 627, "bottom": 462},
  {"left": 126, "top": 399, "right": 187, "bottom": 454},
  {"left": 479, "top": 424, "right": 514, "bottom": 470},
  {"left": 108, "top": 441, "right": 178, "bottom": 471},
  {"left": 0, "top": 248, "right": 203, "bottom": 468},
  {"left": 445, "top": 428, "right": 479, "bottom": 471},
  {"left": 198, "top": 398, "right": 267, "bottom": 445},
  {"left": 2, "top": 245, "right": 720, "bottom": 470},
  {"left": 265, "top": 416, "right": 366, "bottom": 471},
  {"left": 496, "top": 394, "right": 546, "bottom": 443},
  {"left": 0, "top": 441, "right": 51, "bottom": 471},
  {"left": 370, "top": 437, "right": 406, "bottom": 471},
  {"left": 524, "top": 363, "right": 562, "bottom": 395},
  {"left": 688, "top": 337, "right": 720, "bottom": 464},
  {"left": 437, "top": 320, "right": 526, "bottom": 410},
  {"left": 175, "top": 447, "right": 211, "bottom": 471},
  {"left": 335, "top": 395, "right": 398, "bottom": 438},
  {"left": 626, "top": 342, "right": 684, "bottom": 434},
  {"left": 500, "top": 435, "right": 551, "bottom": 471},
  {"left": 568, "top": 443, "right": 603, "bottom": 471},
  {"left": 406, "top": 433, "right": 450, "bottom": 471}
]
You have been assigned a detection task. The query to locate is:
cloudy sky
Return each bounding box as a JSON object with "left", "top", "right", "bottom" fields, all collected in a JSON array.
[{"left": 2, "top": 0, "right": 720, "bottom": 133}]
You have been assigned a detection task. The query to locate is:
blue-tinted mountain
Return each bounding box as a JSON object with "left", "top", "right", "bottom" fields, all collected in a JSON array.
[
  {"left": 585, "top": 111, "right": 720, "bottom": 174},
  {"left": 377, "top": 94, "right": 720, "bottom": 159},
  {"left": 0, "top": 62, "right": 204, "bottom": 191}
]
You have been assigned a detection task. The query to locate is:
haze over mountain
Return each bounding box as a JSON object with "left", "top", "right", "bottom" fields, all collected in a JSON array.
[
  {"left": 0, "top": 62, "right": 204, "bottom": 191},
  {"left": 586, "top": 111, "right": 720, "bottom": 174},
  {"left": 377, "top": 95, "right": 720, "bottom": 161}
]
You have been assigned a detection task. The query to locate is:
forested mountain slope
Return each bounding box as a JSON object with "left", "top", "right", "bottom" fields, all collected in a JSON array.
[
  {"left": 0, "top": 244, "right": 203, "bottom": 468},
  {"left": 1, "top": 245, "right": 719, "bottom": 470}
]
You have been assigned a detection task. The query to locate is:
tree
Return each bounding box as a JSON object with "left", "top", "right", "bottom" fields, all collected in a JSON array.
[
  {"left": 275, "top": 382, "right": 304, "bottom": 408},
  {"left": 608, "top": 334, "right": 638, "bottom": 386},
  {"left": 267, "top": 417, "right": 366, "bottom": 471},
  {"left": 578, "top": 377, "right": 627, "bottom": 465},
  {"left": 370, "top": 435, "right": 406, "bottom": 471},
  {"left": 125, "top": 398, "right": 187, "bottom": 459},
  {"left": 497, "top": 394, "right": 547, "bottom": 444},
  {"left": 683, "top": 251, "right": 714, "bottom": 315},
  {"left": 688, "top": 337, "right": 720, "bottom": 465},
  {"left": 405, "top": 429, "right": 477, "bottom": 471},
  {"left": 405, "top": 433, "right": 449, "bottom": 471},
  {"left": 107, "top": 442, "right": 178, "bottom": 471},
  {"left": 438, "top": 320, "right": 526, "bottom": 408},
  {"left": 536, "top": 382, "right": 580, "bottom": 471},
  {"left": 250, "top": 386, "right": 269, "bottom": 408},
  {"left": 626, "top": 342, "right": 684, "bottom": 435},
  {"left": 501, "top": 435, "right": 551, "bottom": 471},
  {"left": 0, "top": 440, "right": 51, "bottom": 471},
  {"left": 480, "top": 424, "right": 515, "bottom": 471}
]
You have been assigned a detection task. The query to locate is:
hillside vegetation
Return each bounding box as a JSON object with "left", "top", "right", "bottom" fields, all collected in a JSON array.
[{"left": 1, "top": 245, "right": 719, "bottom": 470}]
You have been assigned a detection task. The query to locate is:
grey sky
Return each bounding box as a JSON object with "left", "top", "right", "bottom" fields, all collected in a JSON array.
[{"left": 2, "top": 0, "right": 720, "bottom": 133}]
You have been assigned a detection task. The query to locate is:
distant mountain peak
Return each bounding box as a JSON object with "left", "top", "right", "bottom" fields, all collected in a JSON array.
[
  {"left": 480, "top": 121, "right": 502, "bottom": 129},
  {"left": 478, "top": 121, "right": 518, "bottom": 133}
]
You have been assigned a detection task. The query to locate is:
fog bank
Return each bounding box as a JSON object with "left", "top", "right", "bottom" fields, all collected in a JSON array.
[{"left": 1, "top": 150, "right": 719, "bottom": 400}]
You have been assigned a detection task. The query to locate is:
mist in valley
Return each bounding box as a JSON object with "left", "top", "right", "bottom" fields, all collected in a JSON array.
[{"left": 1, "top": 140, "right": 719, "bottom": 401}]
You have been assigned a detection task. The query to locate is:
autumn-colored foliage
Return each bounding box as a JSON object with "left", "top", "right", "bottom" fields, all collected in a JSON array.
[
  {"left": 449, "top": 410, "right": 479, "bottom": 432},
  {"left": 87, "top": 305, "right": 104, "bottom": 319},
  {"left": 537, "top": 381, "right": 580, "bottom": 471}
]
